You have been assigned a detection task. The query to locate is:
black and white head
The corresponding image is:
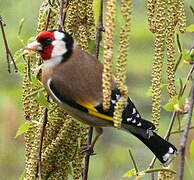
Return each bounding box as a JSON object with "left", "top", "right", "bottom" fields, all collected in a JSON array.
[{"left": 27, "top": 30, "right": 74, "bottom": 67}]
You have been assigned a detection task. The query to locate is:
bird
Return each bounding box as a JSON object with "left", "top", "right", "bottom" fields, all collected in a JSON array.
[{"left": 26, "top": 29, "right": 177, "bottom": 165}]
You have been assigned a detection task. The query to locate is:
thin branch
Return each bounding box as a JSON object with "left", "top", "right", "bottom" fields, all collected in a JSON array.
[
  {"left": 190, "top": 6, "right": 194, "bottom": 15},
  {"left": 128, "top": 149, "right": 139, "bottom": 174},
  {"left": 83, "top": 1, "right": 104, "bottom": 179},
  {"left": 178, "top": 82, "right": 194, "bottom": 180},
  {"left": 36, "top": 96, "right": 49, "bottom": 179},
  {"left": 0, "top": 16, "right": 18, "bottom": 73},
  {"left": 95, "top": 0, "right": 104, "bottom": 59},
  {"left": 58, "top": 0, "right": 65, "bottom": 31},
  {"left": 83, "top": 127, "right": 93, "bottom": 180},
  {"left": 45, "top": 8, "right": 52, "bottom": 31},
  {"left": 145, "top": 168, "right": 176, "bottom": 174},
  {"left": 170, "top": 126, "right": 194, "bottom": 135}
]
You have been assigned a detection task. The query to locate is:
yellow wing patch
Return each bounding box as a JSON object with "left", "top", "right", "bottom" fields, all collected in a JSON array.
[{"left": 77, "top": 100, "right": 114, "bottom": 121}]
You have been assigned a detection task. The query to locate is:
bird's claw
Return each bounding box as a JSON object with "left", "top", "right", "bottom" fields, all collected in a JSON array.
[{"left": 81, "top": 144, "right": 96, "bottom": 156}]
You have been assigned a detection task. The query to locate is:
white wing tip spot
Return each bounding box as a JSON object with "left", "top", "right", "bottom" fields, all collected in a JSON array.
[
  {"left": 111, "top": 100, "right": 116, "bottom": 104},
  {"left": 132, "top": 119, "right": 136, "bottom": 123},
  {"left": 127, "top": 117, "right": 132, "bottom": 122},
  {"left": 163, "top": 153, "right": 170, "bottom": 162},
  {"left": 132, "top": 108, "right": 136, "bottom": 114},
  {"left": 169, "top": 147, "right": 174, "bottom": 154},
  {"left": 137, "top": 122, "right": 142, "bottom": 126}
]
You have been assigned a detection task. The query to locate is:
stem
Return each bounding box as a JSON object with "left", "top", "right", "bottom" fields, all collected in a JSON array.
[
  {"left": 95, "top": 0, "right": 104, "bottom": 59},
  {"left": 83, "top": 127, "right": 93, "bottom": 180},
  {"left": 190, "top": 6, "right": 194, "bottom": 15},
  {"left": 0, "top": 16, "right": 18, "bottom": 73},
  {"left": 171, "top": 126, "right": 194, "bottom": 135},
  {"left": 36, "top": 98, "right": 49, "bottom": 179},
  {"left": 178, "top": 82, "right": 194, "bottom": 180},
  {"left": 128, "top": 149, "right": 139, "bottom": 174},
  {"left": 58, "top": 0, "right": 65, "bottom": 31},
  {"left": 145, "top": 168, "right": 176, "bottom": 174}
]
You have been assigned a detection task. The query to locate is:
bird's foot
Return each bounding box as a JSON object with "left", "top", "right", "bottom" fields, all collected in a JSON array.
[{"left": 81, "top": 144, "right": 96, "bottom": 156}]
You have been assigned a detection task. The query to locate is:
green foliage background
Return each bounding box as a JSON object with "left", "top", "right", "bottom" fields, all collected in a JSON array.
[{"left": 0, "top": 0, "right": 193, "bottom": 179}]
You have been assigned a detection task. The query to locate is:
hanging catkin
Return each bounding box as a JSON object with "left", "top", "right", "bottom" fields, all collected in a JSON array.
[
  {"left": 102, "top": 0, "right": 117, "bottom": 110},
  {"left": 147, "top": 0, "right": 186, "bottom": 129},
  {"left": 113, "top": 0, "right": 132, "bottom": 128}
]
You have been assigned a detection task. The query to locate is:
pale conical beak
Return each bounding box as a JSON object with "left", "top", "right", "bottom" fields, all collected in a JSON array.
[{"left": 26, "top": 40, "right": 42, "bottom": 51}]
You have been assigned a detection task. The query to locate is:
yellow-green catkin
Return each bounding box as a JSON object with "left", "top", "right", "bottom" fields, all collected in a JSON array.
[
  {"left": 65, "top": 0, "right": 95, "bottom": 50},
  {"left": 102, "top": 0, "right": 117, "bottom": 110},
  {"left": 158, "top": 166, "right": 175, "bottom": 180},
  {"left": 147, "top": 0, "right": 186, "bottom": 129},
  {"left": 113, "top": 0, "right": 132, "bottom": 128},
  {"left": 148, "top": 0, "right": 166, "bottom": 129},
  {"left": 23, "top": 0, "right": 95, "bottom": 179}
]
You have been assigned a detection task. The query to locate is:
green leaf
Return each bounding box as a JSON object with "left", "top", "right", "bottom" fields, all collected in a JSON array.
[
  {"left": 190, "top": 140, "right": 194, "bottom": 159},
  {"left": 18, "top": 170, "right": 26, "bottom": 180},
  {"left": 182, "top": 49, "right": 191, "bottom": 60},
  {"left": 15, "top": 122, "right": 32, "bottom": 138},
  {"left": 163, "top": 96, "right": 185, "bottom": 112},
  {"left": 186, "top": 24, "right": 194, "bottom": 32},
  {"left": 163, "top": 96, "right": 179, "bottom": 112},
  {"left": 36, "top": 91, "right": 49, "bottom": 108},
  {"left": 123, "top": 169, "right": 136, "bottom": 178}
]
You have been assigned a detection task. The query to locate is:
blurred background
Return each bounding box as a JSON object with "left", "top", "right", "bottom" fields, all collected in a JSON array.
[{"left": 0, "top": 0, "right": 193, "bottom": 179}]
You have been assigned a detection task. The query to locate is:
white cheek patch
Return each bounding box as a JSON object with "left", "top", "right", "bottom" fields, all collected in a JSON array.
[
  {"left": 51, "top": 40, "right": 67, "bottom": 57},
  {"left": 44, "top": 56, "right": 62, "bottom": 67},
  {"left": 54, "top": 31, "right": 65, "bottom": 40}
]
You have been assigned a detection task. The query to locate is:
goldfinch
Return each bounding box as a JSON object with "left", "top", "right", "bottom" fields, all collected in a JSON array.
[{"left": 27, "top": 30, "right": 177, "bottom": 165}]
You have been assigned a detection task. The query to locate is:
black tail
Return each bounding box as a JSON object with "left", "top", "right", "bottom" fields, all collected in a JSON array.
[{"left": 131, "top": 131, "right": 177, "bottom": 165}]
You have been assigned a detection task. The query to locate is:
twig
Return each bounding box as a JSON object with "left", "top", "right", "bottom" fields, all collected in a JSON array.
[
  {"left": 83, "top": 127, "right": 93, "bottom": 180},
  {"left": 178, "top": 82, "right": 194, "bottom": 180},
  {"left": 128, "top": 149, "right": 139, "bottom": 175},
  {"left": 190, "top": 6, "right": 194, "bottom": 15},
  {"left": 36, "top": 96, "right": 49, "bottom": 179},
  {"left": 95, "top": 0, "right": 104, "bottom": 59},
  {"left": 175, "top": 34, "right": 182, "bottom": 72},
  {"left": 0, "top": 16, "right": 18, "bottom": 73},
  {"left": 171, "top": 126, "right": 194, "bottom": 135},
  {"left": 45, "top": 8, "right": 52, "bottom": 31},
  {"left": 145, "top": 168, "right": 176, "bottom": 174},
  {"left": 83, "top": 2, "right": 104, "bottom": 179},
  {"left": 58, "top": 0, "right": 65, "bottom": 31},
  {"left": 48, "top": 0, "right": 53, "bottom": 6}
]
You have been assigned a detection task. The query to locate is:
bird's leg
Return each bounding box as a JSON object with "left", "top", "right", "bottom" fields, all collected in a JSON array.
[{"left": 81, "top": 127, "right": 103, "bottom": 156}]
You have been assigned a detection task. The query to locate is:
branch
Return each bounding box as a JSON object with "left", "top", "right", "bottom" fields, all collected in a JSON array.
[
  {"left": 95, "top": 0, "right": 104, "bottom": 59},
  {"left": 170, "top": 126, "right": 194, "bottom": 135},
  {"left": 58, "top": 0, "right": 65, "bottom": 31},
  {"left": 178, "top": 82, "right": 194, "bottom": 180},
  {"left": 83, "top": 127, "right": 93, "bottom": 180},
  {"left": 0, "top": 16, "right": 18, "bottom": 73},
  {"left": 36, "top": 96, "right": 49, "bottom": 179},
  {"left": 83, "top": 1, "right": 104, "bottom": 179},
  {"left": 128, "top": 149, "right": 139, "bottom": 175}
]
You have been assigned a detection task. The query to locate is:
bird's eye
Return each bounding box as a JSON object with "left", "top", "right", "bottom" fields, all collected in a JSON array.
[{"left": 44, "top": 38, "right": 52, "bottom": 44}]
